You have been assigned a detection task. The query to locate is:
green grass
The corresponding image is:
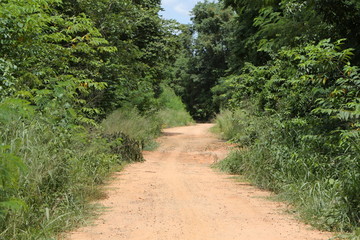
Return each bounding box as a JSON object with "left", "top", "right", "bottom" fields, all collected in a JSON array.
[
  {"left": 156, "top": 108, "right": 193, "bottom": 128},
  {"left": 102, "top": 107, "right": 162, "bottom": 145},
  {"left": 0, "top": 102, "right": 148, "bottom": 239},
  {"left": 156, "top": 85, "right": 194, "bottom": 128},
  {"left": 213, "top": 108, "right": 360, "bottom": 236},
  {"left": 101, "top": 86, "right": 194, "bottom": 147},
  {"left": 333, "top": 229, "right": 360, "bottom": 240},
  {"left": 0, "top": 116, "right": 122, "bottom": 240}
]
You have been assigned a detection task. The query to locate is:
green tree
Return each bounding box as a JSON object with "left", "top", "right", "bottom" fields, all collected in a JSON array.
[
  {"left": 170, "top": 1, "right": 234, "bottom": 120},
  {"left": 0, "top": 0, "right": 112, "bottom": 125},
  {"left": 59, "top": 0, "right": 181, "bottom": 114}
]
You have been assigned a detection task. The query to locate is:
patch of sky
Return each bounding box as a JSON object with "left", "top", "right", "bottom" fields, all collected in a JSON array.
[{"left": 160, "top": 0, "right": 204, "bottom": 24}]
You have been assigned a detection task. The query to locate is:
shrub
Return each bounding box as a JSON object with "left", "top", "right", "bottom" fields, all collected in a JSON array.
[
  {"left": 0, "top": 99, "right": 127, "bottom": 239},
  {"left": 214, "top": 106, "right": 360, "bottom": 232},
  {"left": 156, "top": 85, "right": 194, "bottom": 127},
  {"left": 101, "top": 107, "right": 162, "bottom": 146}
]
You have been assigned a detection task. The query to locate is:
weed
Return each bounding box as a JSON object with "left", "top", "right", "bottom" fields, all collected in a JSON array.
[
  {"left": 0, "top": 102, "right": 126, "bottom": 239},
  {"left": 214, "top": 107, "right": 360, "bottom": 233},
  {"left": 157, "top": 85, "right": 194, "bottom": 127},
  {"left": 101, "top": 107, "right": 161, "bottom": 148}
]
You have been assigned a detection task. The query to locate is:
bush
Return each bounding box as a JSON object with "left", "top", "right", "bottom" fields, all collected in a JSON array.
[
  {"left": 156, "top": 85, "right": 194, "bottom": 127},
  {"left": 101, "top": 107, "right": 162, "bottom": 147},
  {"left": 213, "top": 40, "right": 360, "bottom": 234},
  {"left": 156, "top": 109, "right": 193, "bottom": 128},
  {"left": 158, "top": 85, "right": 188, "bottom": 112},
  {"left": 214, "top": 107, "right": 360, "bottom": 232},
  {"left": 213, "top": 108, "right": 256, "bottom": 144}
]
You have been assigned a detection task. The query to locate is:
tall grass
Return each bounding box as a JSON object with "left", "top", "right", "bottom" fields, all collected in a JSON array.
[
  {"left": 156, "top": 109, "right": 193, "bottom": 127},
  {"left": 0, "top": 100, "right": 145, "bottom": 239},
  {"left": 157, "top": 85, "right": 193, "bottom": 127},
  {"left": 102, "top": 107, "right": 162, "bottom": 146},
  {"left": 0, "top": 118, "right": 120, "bottom": 239},
  {"left": 214, "top": 108, "right": 360, "bottom": 234},
  {"left": 101, "top": 85, "right": 193, "bottom": 145},
  {"left": 212, "top": 108, "right": 255, "bottom": 144}
]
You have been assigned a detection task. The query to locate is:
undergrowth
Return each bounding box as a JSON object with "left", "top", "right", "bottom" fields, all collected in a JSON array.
[
  {"left": 0, "top": 85, "right": 192, "bottom": 239},
  {"left": 157, "top": 85, "right": 194, "bottom": 127},
  {"left": 101, "top": 107, "right": 162, "bottom": 148},
  {"left": 0, "top": 101, "right": 131, "bottom": 240},
  {"left": 101, "top": 85, "right": 193, "bottom": 148},
  {"left": 213, "top": 107, "right": 360, "bottom": 237}
]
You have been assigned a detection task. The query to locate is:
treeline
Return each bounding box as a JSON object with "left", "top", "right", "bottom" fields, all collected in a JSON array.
[
  {"left": 170, "top": 0, "right": 360, "bottom": 237},
  {"left": 0, "top": 0, "right": 192, "bottom": 239}
]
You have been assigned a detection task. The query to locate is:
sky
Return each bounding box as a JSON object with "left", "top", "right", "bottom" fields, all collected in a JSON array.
[{"left": 160, "top": 0, "right": 204, "bottom": 24}]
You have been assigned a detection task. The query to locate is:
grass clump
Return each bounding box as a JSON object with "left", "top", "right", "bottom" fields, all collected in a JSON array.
[
  {"left": 334, "top": 228, "right": 360, "bottom": 240},
  {"left": 156, "top": 109, "right": 193, "bottom": 128},
  {"left": 102, "top": 107, "right": 162, "bottom": 147},
  {"left": 156, "top": 85, "right": 194, "bottom": 127},
  {"left": 212, "top": 108, "right": 256, "bottom": 144}
]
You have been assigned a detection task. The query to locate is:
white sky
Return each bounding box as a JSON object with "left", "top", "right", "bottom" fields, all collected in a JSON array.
[{"left": 160, "top": 0, "right": 204, "bottom": 24}]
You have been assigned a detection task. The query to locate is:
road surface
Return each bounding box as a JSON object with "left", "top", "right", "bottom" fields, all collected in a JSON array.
[{"left": 66, "top": 124, "right": 332, "bottom": 240}]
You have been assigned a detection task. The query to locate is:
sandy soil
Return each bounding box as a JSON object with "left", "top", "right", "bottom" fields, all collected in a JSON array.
[{"left": 65, "top": 123, "right": 332, "bottom": 240}]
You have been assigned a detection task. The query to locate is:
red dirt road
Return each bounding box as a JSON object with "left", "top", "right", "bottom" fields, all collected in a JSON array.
[{"left": 66, "top": 124, "right": 332, "bottom": 240}]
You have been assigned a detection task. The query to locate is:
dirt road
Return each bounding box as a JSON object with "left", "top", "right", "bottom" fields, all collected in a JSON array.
[{"left": 66, "top": 124, "right": 332, "bottom": 240}]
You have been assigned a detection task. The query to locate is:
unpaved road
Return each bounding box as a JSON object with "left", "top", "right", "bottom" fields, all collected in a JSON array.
[{"left": 66, "top": 124, "right": 332, "bottom": 240}]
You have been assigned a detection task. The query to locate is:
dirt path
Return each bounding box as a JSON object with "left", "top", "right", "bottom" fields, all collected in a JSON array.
[{"left": 66, "top": 124, "right": 332, "bottom": 240}]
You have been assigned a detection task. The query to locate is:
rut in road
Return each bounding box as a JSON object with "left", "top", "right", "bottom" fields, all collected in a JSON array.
[{"left": 66, "top": 124, "right": 332, "bottom": 240}]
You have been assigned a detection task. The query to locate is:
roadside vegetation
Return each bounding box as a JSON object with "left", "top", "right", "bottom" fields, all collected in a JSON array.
[
  {"left": 0, "top": 99, "right": 127, "bottom": 240},
  {"left": 101, "top": 85, "right": 193, "bottom": 149}
]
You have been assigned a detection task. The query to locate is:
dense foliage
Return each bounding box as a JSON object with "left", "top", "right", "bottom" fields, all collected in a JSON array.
[{"left": 169, "top": 1, "right": 234, "bottom": 120}]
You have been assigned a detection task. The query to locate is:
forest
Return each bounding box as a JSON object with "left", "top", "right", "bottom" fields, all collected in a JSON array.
[{"left": 0, "top": 0, "right": 359, "bottom": 239}]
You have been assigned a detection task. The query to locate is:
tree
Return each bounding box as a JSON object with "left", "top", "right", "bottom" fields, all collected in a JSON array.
[{"left": 170, "top": 1, "right": 234, "bottom": 120}]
